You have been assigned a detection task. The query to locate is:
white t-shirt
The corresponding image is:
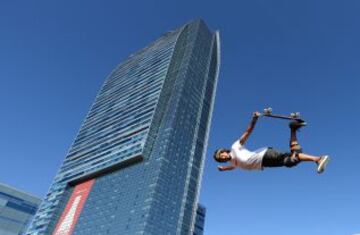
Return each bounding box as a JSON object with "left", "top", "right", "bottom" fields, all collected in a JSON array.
[{"left": 230, "top": 141, "right": 268, "bottom": 170}]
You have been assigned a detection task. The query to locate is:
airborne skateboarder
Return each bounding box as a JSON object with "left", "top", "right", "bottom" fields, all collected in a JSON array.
[{"left": 214, "top": 112, "right": 329, "bottom": 174}]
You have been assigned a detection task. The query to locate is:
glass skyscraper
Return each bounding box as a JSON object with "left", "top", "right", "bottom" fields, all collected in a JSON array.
[
  {"left": 27, "top": 19, "right": 220, "bottom": 235},
  {"left": 0, "top": 183, "right": 42, "bottom": 235}
]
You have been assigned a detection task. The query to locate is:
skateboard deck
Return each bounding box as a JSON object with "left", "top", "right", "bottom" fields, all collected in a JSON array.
[{"left": 262, "top": 107, "right": 306, "bottom": 124}]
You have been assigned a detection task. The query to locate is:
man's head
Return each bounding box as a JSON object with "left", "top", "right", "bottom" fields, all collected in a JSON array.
[{"left": 213, "top": 148, "right": 231, "bottom": 163}]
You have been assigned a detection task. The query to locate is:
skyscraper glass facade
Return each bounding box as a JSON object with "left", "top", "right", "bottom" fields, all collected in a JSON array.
[
  {"left": 0, "top": 183, "right": 42, "bottom": 235},
  {"left": 27, "top": 19, "right": 220, "bottom": 235}
]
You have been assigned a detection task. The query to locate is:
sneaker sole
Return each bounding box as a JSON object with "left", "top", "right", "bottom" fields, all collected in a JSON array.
[{"left": 317, "top": 155, "right": 330, "bottom": 174}]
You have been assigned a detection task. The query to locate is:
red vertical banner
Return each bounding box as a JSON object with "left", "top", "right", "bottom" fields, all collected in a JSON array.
[{"left": 52, "top": 179, "right": 95, "bottom": 235}]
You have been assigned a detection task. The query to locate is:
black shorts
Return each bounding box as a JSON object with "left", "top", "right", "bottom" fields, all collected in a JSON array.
[{"left": 262, "top": 148, "right": 300, "bottom": 168}]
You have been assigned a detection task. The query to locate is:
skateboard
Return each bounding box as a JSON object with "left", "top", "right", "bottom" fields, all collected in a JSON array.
[{"left": 262, "top": 107, "right": 306, "bottom": 124}]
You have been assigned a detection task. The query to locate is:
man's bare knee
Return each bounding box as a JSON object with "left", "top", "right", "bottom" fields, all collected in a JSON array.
[{"left": 290, "top": 143, "right": 302, "bottom": 153}]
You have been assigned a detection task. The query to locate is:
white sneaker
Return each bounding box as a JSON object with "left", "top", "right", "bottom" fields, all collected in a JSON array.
[{"left": 317, "top": 155, "right": 330, "bottom": 174}]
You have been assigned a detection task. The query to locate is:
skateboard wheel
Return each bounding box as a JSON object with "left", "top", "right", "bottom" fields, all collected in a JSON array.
[
  {"left": 291, "top": 112, "right": 300, "bottom": 118},
  {"left": 264, "top": 107, "right": 272, "bottom": 114}
]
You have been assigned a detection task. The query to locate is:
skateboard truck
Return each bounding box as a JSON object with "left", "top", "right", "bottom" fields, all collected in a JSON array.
[{"left": 262, "top": 107, "right": 307, "bottom": 126}]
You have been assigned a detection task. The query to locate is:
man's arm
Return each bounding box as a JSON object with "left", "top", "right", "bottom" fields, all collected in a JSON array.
[
  {"left": 218, "top": 165, "right": 236, "bottom": 171},
  {"left": 238, "top": 112, "right": 260, "bottom": 145}
]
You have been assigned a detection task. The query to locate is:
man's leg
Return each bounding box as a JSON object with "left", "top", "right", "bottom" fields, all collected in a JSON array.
[
  {"left": 262, "top": 124, "right": 329, "bottom": 171},
  {"left": 289, "top": 128, "right": 302, "bottom": 155},
  {"left": 297, "top": 153, "right": 320, "bottom": 163},
  {"left": 262, "top": 149, "right": 328, "bottom": 173},
  {"left": 288, "top": 126, "right": 329, "bottom": 173},
  {"left": 289, "top": 125, "right": 321, "bottom": 163},
  {"left": 294, "top": 152, "right": 329, "bottom": 174}
]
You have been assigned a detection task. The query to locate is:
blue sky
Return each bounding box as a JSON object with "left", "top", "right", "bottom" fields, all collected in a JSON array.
[{"left": 1, "top": 1, "right": 359, "bottom": 234}]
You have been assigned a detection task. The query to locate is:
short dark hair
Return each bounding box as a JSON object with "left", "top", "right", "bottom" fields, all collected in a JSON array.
[{"left": 213, "top": 148, "right": 230, "bottom": 162}]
